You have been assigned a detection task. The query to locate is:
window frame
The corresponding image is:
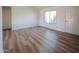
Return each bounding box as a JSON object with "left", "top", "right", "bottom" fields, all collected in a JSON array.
[{"left": 44, "top": 10, "right": 57, "bottom": 24}]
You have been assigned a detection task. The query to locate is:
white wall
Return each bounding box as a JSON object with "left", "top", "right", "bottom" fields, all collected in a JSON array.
[
  {"left": 39, "top": 7, "right": 66, "bottom": 32},
  {"left": 65, "top": 7, "right": 79, "bottom": 35},
  {"left": 12, "top": 7, "right": 38, "bottom": 30},
  {"left": 12, "top": 6, "right": 79, "bottom": 35},
  {"left": 0, "top": 7, "right": 3, "bottom": 52},
  {"left": 38, "top": 6, "right": 79, "bottom": 35},
  {"left": 3, "top": 7, "right": 11, "bottom": 29}
]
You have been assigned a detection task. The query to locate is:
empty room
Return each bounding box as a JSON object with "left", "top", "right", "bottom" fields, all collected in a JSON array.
[{"left": 2, "top": 6, "right": 79, "bottom": 53}]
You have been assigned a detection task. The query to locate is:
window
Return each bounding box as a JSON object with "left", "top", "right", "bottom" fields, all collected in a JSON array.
[{"left": 45, "top": 11, "right": 56, "bottom": 24}]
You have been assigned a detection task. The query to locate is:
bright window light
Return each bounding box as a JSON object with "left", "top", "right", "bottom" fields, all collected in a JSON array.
[{"left": 45, "top": 11, "right": 56, "bottom": 24}]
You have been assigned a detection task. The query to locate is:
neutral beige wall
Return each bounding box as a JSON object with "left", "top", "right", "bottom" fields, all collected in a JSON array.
[{"left": 3, "top": 7, "right": 11, "bottom": 29}]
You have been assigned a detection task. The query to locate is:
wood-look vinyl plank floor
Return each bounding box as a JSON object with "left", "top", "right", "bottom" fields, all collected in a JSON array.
[{"left": 3, "top": 26, "right": 79, "bottom": 53}]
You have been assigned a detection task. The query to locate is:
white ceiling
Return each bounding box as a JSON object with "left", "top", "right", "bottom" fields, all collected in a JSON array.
[
  {"left": 32, "top": 6, "right": 55, "bottom": 9},
  {"left": 2, "top": 6, "right": 55, "bottom": 9}
]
